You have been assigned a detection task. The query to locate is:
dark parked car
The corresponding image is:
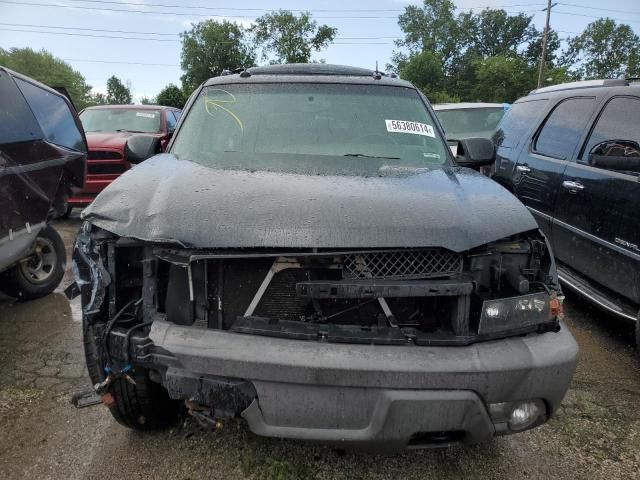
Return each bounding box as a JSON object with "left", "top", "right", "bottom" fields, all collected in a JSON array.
[
  {"left": 0, "top": 66, "right": 87, "bottom": 299},
  {"left": 64, "top": 105, "right": 181, "bottom": 214},
  {"left": 493, "top": 79, "right": 640, "bottom": 346},
  {"left": 73, "top": 64, "right": 577, "bottom": 451}
]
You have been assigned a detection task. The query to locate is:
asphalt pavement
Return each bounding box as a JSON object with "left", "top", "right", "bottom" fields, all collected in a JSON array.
[{"left": 0, "top": 214, "right": 639, "bottom": 480}]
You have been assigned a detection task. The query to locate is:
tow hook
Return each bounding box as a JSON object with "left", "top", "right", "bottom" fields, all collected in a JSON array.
[{"left": 185, "top": 399, "right": 223, "bottom": 430}]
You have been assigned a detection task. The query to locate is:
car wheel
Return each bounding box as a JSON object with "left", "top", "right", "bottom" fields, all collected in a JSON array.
[
  {"left": 1, "top": 226, "right": 65, "bottom": 301},
  {"left": 84, "top": 318, "right": 181, "bottom": 430}
]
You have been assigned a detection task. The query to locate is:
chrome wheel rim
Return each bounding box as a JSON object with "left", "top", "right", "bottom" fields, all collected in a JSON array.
[{"left": 19, "top": 237, "right": 57, "bottom": 284}]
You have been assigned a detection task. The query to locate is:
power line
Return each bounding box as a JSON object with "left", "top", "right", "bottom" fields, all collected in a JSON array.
[
  {"left": 560, "top": 2, "right": 640, "bottom": 16},
  {"left": 0, "top": 22, "right": 178, "bottom": 36},
  {"left": 0, "top": 27, "right": 401, "bottom": 45},
  {"left": 553, "top": 9, "right": 640, "bottom": 25},
  {"left": 64, "top": 58, "right": 179, "bottom": 66},
  {"left": 0, "top": 22, "right": 402, "bottom": 40},
  {"left": 0, "top": 1, "right": 391, "bottom": 19},
  {"left": 0, "top": 27, "right": 179, "bottom": 41},
  {"left": 3, "top": 0, "right": 549, "bottom": 14},
  {"left": 0, "top": 0, "right": 549, "bottom": 19}
]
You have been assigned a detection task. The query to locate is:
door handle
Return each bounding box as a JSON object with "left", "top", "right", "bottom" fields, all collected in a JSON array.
[
  {"left": 562, "top": 180, "right": 585, "bottom": 192},
  {"left": 516, "top": 165, "right": 531, "bottom": 174}
]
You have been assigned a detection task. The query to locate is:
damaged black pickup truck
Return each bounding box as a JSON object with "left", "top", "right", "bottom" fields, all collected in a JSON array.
[{"left": 73, "top": 64, "right": 578, "bottom": 451}]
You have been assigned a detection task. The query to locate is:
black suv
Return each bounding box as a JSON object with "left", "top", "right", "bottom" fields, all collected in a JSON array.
[
  {"left": 493, "top": 79, "right": 640, "bottom": 345},
  {"left": 73, "top": 64, "right": 577, "bottom": 451}
]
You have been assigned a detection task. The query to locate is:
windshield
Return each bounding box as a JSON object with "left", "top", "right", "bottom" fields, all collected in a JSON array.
[
  {"left": 171, "top": 83, "right": 449, "bottom": 176},
  {"left": 436, "top": 107, "right": 505, "bottom": 140},
  {"left": 80, "top": 108, "right": 161, "bottom": 133}
]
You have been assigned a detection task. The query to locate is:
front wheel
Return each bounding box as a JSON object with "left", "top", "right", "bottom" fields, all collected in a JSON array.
[
  {"left": 83, "top": 320, "right": 181, "bottom": 430},
  {"left": 0, "top": 225, "right": 65, "bottom": 300}
]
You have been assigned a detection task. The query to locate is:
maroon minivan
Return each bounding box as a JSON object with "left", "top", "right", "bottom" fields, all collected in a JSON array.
[{"left": 66, "top": 105, "right": 181, "bottom": 213}]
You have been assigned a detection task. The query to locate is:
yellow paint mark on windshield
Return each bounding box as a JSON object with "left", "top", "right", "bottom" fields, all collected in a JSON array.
[{"left": 204, "top": 89, "right": 244, "bottom": 132}]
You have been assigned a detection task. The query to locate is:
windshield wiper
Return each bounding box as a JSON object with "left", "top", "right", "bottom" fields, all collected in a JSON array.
[
  {"left": 344, "top": 153, "right": 400, "bottom": 160},
  {"left": 114, "top": 129, "right": 147, "bottom": 133}
]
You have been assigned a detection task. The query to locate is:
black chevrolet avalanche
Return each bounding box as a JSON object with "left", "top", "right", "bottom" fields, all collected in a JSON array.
[
  {"left": 493, "top": 79, "right": 640, "bottom": 348},
  {"left": 72, "top": 64, "right": 577, "bottom": 451}
]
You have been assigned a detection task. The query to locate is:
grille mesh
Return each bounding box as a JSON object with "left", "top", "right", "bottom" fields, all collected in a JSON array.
[{"left": 342, "top": 249, "right": 462, "bottom": 280}]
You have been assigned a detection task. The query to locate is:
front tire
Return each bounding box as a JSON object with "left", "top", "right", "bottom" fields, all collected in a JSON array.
[
  {"left": 0, "top": 225, "right": 65, "bottom": 301},
  {"left": 83, "top": 320, "right": 181, "bottom": 430}
]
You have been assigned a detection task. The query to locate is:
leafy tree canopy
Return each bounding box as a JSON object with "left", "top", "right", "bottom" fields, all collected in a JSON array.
[
  {"left": 564, "top": 18, "right": 640, "bottom": 79},
  {"left": 251, "top": 10, "right": 337, "bottom": 64},
  {"left": 180, "top": 20, "right": 256, "bottom": 93},
  {"left": 0, "top": 47, "right": 94, "bottom": 110},
  {"left": 105, "top": 75, "right": 132, "bottom": 104},
  {"left": 156, "top": 83, "right": 187, "bottom": 109}
]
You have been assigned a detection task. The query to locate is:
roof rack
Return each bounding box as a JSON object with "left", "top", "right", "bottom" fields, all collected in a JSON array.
[
  {"left": 246, "top": 63, "right": 374, "bottom": 77},
  {"left": 529, "top": 79, "right": 629, "bottom": 95}
]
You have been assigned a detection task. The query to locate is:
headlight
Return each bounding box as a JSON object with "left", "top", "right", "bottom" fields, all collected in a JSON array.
[{"left": 478, "top": 292, "right": 556, "bottom": 335}]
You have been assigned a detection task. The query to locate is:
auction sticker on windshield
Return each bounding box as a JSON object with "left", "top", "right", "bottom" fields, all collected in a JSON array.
[{"left": 385, "top": 119, "right": 435, "bottom": 138}]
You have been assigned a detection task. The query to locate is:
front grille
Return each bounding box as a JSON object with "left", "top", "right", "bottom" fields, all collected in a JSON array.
[
  {"left": 88, "top": 150, "right": 121, "bottom": 160},
  {"left": 342, "top": 249, "right": 463, "bottom": 280},
  {"left": 87, "top": 163, "right": 127, "bottom": 175}
]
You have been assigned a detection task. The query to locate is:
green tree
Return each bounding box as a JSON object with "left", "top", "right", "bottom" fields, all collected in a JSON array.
[
  {"left": 399, "top": 51, "right": 458, "bottom": 103},
  {"left": 0, "top": 47, "right": 93, "bottom": 110},
  {"left": 139, "top": 96, "right": 154, "bottom": 105},
  {"left": 394, "top": 0, "right": 460, "bottom": 71},
  {"left": 91, "top": 92, "right": 107, "bottom": 105},
  {"left": 462, "top": 9, "right": 535, "bottom": 58},
  {"left": 564, "top": 18, "right": 640, "bottom": 79},
  {"left": 106, "top": 75, "right": 132, "bottom": 104},
  {"left": 180, "top": 20, "right": 255, "bottom": 93},
  {"left": 156, "top": 84, "right": 186, "bottom": 108},
  {"left": 525, "top": 29, "right": 562, "bottom": 68},
  {"left": 471, "top": 55, "right": 536, "bottom": 102},
  {"left": 251, "top": 10, "right": 337, "bottom": 63}
]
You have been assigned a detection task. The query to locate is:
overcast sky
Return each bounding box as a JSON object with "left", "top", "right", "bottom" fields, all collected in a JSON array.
[{"left": 1, "top": 0, "right": 639, "bottom": 100}]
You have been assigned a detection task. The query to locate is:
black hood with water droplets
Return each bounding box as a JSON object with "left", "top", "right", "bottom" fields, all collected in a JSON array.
[{"left": 81, "top": 154, "right": 537, "bottom": 251}]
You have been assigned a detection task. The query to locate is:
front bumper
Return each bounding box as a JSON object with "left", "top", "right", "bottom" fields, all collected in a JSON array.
[{"left": 147, "top": 320, "right": 578, "bottom": 450}]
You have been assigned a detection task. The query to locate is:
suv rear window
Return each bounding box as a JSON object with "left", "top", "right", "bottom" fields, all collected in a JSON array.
[
  {"left": 171, "top": 83, "right": 449, "bottom": 176},
  {"left": 493, "top": 99, "right": 547, "bottom": 148},
  {"left": 534, "top": 97, "right": 596, "bottom": 160},
  {"left": 583, "top": 96, "right": 640, "bottom": 158},
  {"left": 15, "top": 78, "right": 85, "bottom": 151}
]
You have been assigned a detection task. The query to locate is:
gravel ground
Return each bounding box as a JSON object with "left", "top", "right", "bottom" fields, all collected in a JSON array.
[{"left": 0, "top": 215, "right": 639, "bottom": 480}]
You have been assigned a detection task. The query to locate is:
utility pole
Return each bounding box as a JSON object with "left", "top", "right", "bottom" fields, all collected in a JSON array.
[{"left": 537, "top": 0, "right": 557, "bottom": 89}]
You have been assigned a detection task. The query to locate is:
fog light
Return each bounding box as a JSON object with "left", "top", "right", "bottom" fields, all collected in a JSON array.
[
  {"left": 489, "top": 399, "right": 546, "bottom": 432},
  {"left": 508, "top": 400, "right": 545, "bottom": 431}
]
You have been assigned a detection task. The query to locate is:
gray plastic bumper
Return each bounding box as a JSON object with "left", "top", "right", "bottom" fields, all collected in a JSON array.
[{"left": 149, "top": 320, "right": 578, "bottom": 449}]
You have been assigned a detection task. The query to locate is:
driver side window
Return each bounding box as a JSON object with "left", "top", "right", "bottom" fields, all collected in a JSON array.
[{"left": 582, "top": 96, "right": 640, "bottom": 173}]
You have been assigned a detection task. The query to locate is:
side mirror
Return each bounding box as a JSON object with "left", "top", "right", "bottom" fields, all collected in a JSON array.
[
  {"left": 124, "top": 135, "right": 162, "bottom": 164},
  {"left": 455, "top": 137, "right": 495, "bottom": 168},
  {"left": 588, "top": 140, "right": 640, "bottom": 173}
]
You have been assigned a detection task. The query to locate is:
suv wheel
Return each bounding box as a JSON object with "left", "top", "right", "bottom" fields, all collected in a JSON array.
[
  {"left": 83, "top": 319, "right": 181, "bottom": 429},
  {"left": 0, "top": 226, "right": 65, "bottom": 300}
]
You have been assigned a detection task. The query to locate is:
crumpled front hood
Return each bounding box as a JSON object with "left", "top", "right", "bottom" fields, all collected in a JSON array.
[{"left": 82, "top": 154, "right": 537, "bottom": 251}]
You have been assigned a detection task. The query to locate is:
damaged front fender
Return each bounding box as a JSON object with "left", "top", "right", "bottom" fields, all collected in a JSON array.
[{"left": 72, "top": 223, "right": 112, "bottom": 321}]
